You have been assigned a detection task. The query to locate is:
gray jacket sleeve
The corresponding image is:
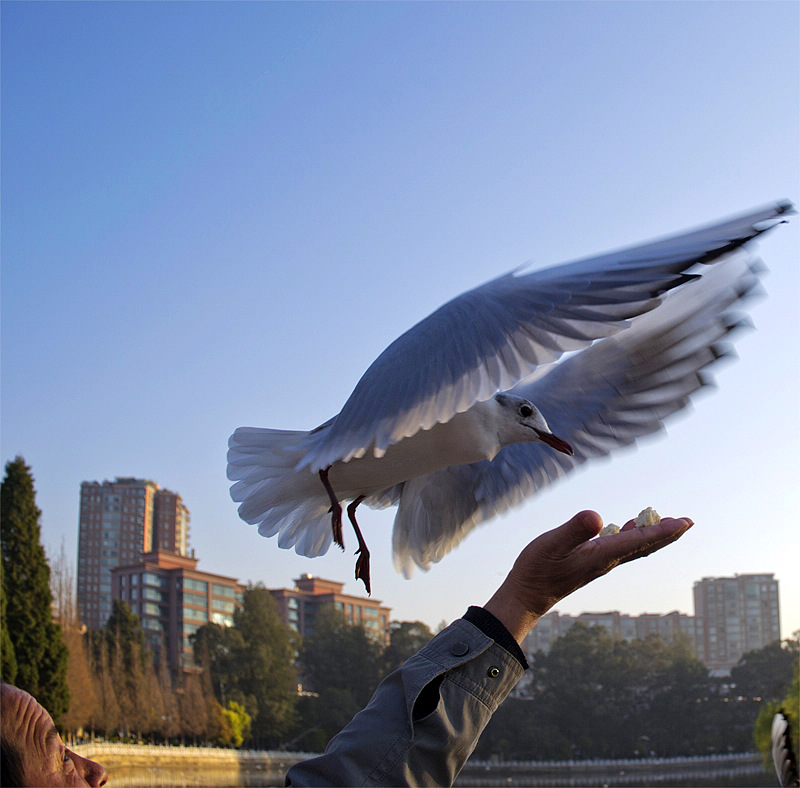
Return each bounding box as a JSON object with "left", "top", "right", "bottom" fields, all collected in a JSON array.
[{"left": 285, "top": 617, "right": 525, "bottom": 787}]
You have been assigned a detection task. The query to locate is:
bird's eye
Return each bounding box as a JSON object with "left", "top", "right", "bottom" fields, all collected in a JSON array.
[{"left": 519, "top": 404, "right": 533, "bottom": 418}]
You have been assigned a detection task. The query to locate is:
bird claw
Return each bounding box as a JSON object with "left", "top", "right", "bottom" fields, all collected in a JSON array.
[{"left": 355, "top": 547, "right": 371, "bottom": 596}]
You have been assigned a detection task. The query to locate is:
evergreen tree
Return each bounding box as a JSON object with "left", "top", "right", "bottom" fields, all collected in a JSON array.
[
  {"left": 1, "top": 558, "right": 18, "bottom": 682},
  {"left": 297, "top": 606, "right": 384, "bottom": 749},
  {"left": 195, "top": 587, "right": 298, "bottom": 746},
  {"left": 0, "top": 456, "right": 69, "bottom": 722},
  {"left": 230, "top": 586, "right": 297, "bottom": 746}
]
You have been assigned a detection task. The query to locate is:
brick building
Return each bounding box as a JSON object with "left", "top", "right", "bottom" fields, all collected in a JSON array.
[
  {"left": 111, "top": 550, "right": 244, "bottom": 674},
  {"left": 269, "top": 575, "right": 392, "bottom": 646}
]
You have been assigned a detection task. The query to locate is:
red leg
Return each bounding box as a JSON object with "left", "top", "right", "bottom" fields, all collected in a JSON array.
[
  {"left": 347, "top": 496, "right": 371, "bottom": 595},
  {"left": 319, "top": 468, "right": 344, "bottom": 550}
]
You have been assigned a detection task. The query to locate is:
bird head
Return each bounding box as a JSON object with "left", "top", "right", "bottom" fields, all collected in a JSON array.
[{"left": 493, "top": 393, "right": 574, "bottom": 456}]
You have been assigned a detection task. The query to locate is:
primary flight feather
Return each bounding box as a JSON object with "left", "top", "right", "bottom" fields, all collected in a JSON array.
[{"left": 228, "top": 201, "right": 793, "bottom": 592}]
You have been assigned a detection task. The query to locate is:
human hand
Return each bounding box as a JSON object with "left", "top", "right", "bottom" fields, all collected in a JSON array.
[{"left": 483, "top": 510, "right": 694, "bottom": 644}]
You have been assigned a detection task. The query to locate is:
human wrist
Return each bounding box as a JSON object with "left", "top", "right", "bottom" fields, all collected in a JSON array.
[
  {"left": 482, "top": 579, "right": 544, "bottom": 646},
  {"left": 463, "top": 605, "right": 529, "bottom": 669}
]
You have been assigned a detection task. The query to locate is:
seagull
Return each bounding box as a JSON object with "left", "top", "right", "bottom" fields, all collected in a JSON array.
[{"left": 228, "top": 201, "right": 793, "bottom": 593}]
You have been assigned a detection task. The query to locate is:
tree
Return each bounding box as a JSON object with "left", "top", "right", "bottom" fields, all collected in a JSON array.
[
  {"left": 194, "top": 586, "right": 298, "bottom": 747},
  {"left": 180, "top": 672, "right": 210, "bottom": 745},
  {"left": 730, "top": 637, "right": 799, "bottom": 703},
  {"left": 217, "top": 701, "right": 252, "bottom": 748},
  {"left": 0, "top": 457, "right": 69, "bottom": 722},
  {"left": 104, "top": 599, "right": 151, "bottom": 738},
  {"left": 230, "top": 586, "right": 298, "bottom": 746},
  {"left": 297, "top": 606, "right": 384, "bottom": 749},
  {"left": 192, "top": 621, "right": 240, "bottom": 706},
  {"left": 754, "top": 666, "right": 799, "bottom": 769},
  {"left": 1, "top": 558, "right": 18, "bottom": 683},
  {"left": 155, "top": 645, "right": 180, "bottom": 741},
  {"left": 50, "top": 543, "right": 97, "bottom": 737},
  {"left": 475, "top": 625, "right": 727, "bottom": 761},
  {"left": 527, "top": 623, "right": 630, "bottom": 759},
  {"left": 384, "top": 620, "right": 434, "bottom": 674},
  {"left": 630, "top": 635, "right": 712, "bottom": 757},
  {"left": 87, "top": 635, "right": 121, "bottom": 737}
]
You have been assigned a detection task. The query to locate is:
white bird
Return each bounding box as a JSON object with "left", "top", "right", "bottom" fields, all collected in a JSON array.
[{"left": 228, "top": 201, "right": 793, "bottom": 592}]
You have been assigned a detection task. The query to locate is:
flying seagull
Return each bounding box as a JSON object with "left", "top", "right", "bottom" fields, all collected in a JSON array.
[{"left": 228, "top": 201, "right": 793, "bottom": 592}]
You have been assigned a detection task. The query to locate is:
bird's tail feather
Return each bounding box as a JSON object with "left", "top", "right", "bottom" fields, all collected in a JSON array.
[{"left": 227, "top": 427, "right": 333, "bottom": 557}]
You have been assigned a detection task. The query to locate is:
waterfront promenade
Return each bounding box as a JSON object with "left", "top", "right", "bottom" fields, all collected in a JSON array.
[{"left": 71, "top": 744, "right": 772, "bottom": 787}]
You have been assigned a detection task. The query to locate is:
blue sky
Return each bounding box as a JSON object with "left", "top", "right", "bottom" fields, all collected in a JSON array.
[{"left": 2, "top": 1, "right": 798, "bottom": 638}]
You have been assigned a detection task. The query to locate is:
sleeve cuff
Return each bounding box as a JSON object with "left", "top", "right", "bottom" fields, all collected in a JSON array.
[{"left": 462, "top": 606, "right": 529, "bottom": 670}]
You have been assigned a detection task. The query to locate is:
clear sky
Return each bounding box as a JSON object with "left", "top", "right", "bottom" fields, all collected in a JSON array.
[{"left": 2, "top": 1, "right": 798, "bottom": 638}]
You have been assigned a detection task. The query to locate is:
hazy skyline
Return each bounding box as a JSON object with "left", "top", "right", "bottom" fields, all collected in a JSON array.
[{"left": 2, "top": 2, "right": 798, "bottom": 638}]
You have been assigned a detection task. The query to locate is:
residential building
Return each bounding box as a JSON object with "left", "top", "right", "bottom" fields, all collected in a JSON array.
[
  {"left": 523, "top": 609, "right": 697, "bottom": 663},
  {"left": 693, "top": 573, "right": 781, "bottom": 675},
  {"left": 111, "top": 550, "right": 244, "bottom": 675},
  {"left": 269, "top": 575, "right": 392, "bottom": 646},
  {"left": 76, "top": 477, "right": 190, "bottom": 630},
  {"left": 521, "top": 574, "right": 780, "bottom": 677}
]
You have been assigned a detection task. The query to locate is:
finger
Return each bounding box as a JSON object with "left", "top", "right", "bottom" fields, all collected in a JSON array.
[
  {"left": 537, "top": 510, "right": 604, "bottom": 557},
  {"left": 615, "top": 518, "right": 694, "bottom": 564},
  {"left": 598, "top": 517, "right": 693, "bottom": 559}
]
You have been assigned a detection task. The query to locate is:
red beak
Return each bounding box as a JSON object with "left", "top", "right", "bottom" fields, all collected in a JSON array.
[{"left": 534, "top": 429, "right": 574, "bottom": 456}]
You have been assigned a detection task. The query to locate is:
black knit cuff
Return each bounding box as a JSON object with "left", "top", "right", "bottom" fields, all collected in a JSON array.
[{"left": 462, "top": 606, "right": 529, "bottom": 670}]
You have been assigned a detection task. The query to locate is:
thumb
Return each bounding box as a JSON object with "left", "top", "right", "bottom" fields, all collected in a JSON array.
[{"left": 541, "top": 510, "right": 603, "bottom": 556}]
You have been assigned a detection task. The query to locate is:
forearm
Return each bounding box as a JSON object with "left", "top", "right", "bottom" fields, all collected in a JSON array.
[{"left": 286, "top": 615, "right": 525, "bottom": 787}]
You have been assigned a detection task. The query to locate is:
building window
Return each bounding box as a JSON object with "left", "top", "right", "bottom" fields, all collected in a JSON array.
[
  {"left": 211, "top": 612, "right": 234, "bottom": 627},
  {"left": 183, "top": 578, "right": 208, "bottom": 593}
]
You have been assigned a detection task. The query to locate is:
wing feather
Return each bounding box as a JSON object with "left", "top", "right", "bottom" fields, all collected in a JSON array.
[
  {"left": 391, "top": 248, "right": 766, "bottom": 574},
  {"left": 303, "top": 202, "right": 791, "bottom": 472}
]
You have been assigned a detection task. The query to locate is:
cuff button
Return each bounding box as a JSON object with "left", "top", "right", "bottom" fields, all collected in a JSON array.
[
  {"left": 450, "top": 641, "right": 469, "bottom": 656},
  {"left": 487, "top": 666, "right": 500, "bottom": 678}
]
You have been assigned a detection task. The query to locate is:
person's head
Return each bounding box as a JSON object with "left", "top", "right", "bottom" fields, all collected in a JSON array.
[{"left": 0, "top": 683, "right": 107, "bottom": 787}]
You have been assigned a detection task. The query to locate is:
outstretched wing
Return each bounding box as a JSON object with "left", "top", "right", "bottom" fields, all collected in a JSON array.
[
  {"left": 302, "top": 202, "right": 792, "bottom": 473},
  {"left": 390, "top": 247, "right": 767, "bottom": 575}
]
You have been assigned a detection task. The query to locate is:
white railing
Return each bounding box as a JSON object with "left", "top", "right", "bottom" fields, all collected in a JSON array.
[
  {"left": 71, "top": 742, "right": 319, "bottom": 760},
  {"left": 73, "top": 742, "right": 759, "bottom": 768}
]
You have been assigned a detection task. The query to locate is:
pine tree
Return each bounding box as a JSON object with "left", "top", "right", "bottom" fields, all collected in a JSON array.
[
  {"left": 1, "top": 559, "right": 18, "bottom": 683},
  {"left": 0, "top": 456, "right": 69, "bottom": 722}
]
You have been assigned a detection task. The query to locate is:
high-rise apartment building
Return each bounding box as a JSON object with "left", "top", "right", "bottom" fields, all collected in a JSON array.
[
  {"left": 77, "top": 477, "right": 190, "bottom": 631},
  {"left": 693, "top": 573, "right": 781, "bottom": 675}
]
